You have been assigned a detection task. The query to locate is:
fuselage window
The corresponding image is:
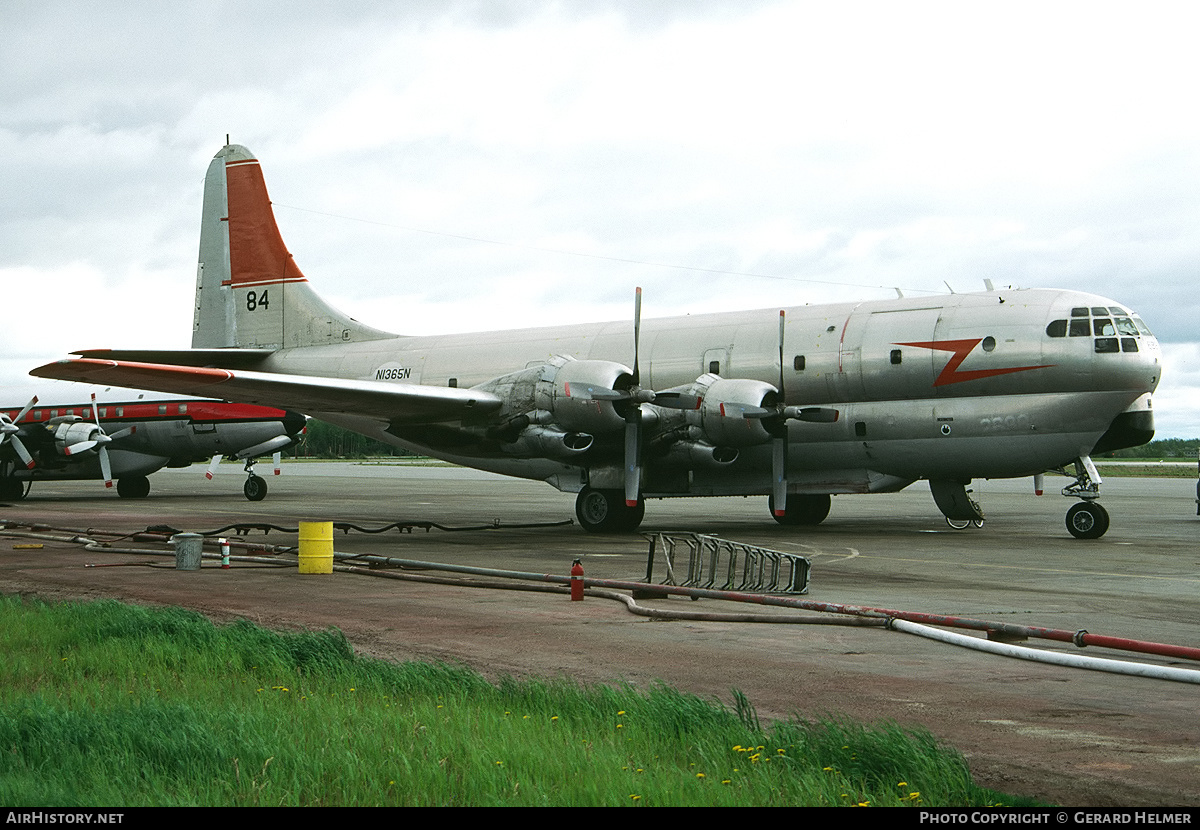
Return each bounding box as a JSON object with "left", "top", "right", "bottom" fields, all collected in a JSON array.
[
  {"left": 159, "top": 405, "right": 167, "bottom": 415},
  {"left": 708, "top": 360, "right": 721, "bottom": 374},
  {"left": 1068, "top": 319, "right": 1090, "bottom": 337},
  {"left": 448, "top": 378, "right": 458, "bottom": 388},
  {"left": 981, "top": 336, "right": 996, "bottom": 352},
  {"left": 890, "top": 349, "right": 902, "bottom": 365},
  {"left": 1094, "top": 338, "right": 1119, "bottom": 353},
  {"left": 793, "top": 355, "right": 805, "bottom": 371},
  {"left": 1046, "top": 319, "right": 1067, "bottom": 337}
]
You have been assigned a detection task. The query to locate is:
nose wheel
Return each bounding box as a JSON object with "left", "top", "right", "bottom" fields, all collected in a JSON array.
[
  {"left": 1066, "top": 501, "right": 1109, "bottom": 539},
  {"left": 1061, "top": 456, "right": 1109, "bottom": 539}
]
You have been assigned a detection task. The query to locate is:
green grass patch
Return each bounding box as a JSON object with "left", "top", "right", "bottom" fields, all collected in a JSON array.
[{"left": 0, "top": 595, "right": 1038, "bottom": 807}]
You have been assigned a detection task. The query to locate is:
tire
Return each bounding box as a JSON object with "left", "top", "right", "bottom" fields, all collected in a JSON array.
[
  {"left": 116, "top": 475, "right": 150, "bottom": 499},
  {"left": 575, "top": 487, "right": 643, "bottom": 533},
  {"left": 1066, "top": 502, "right": 1109, "bottom": 540},
  {"left": 1, "top": 477, "right": 25, "bottom": 500},
  {"left": 244, "top": 475, "right": 268, "bottom": 502},
  {"left": 769, "top": 493, "right": 831, "bottom": 526}
]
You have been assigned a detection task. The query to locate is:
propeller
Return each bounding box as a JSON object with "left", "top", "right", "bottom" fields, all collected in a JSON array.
[
  {"left": 62, "top": 394, "right": 135, "bottom": 488},
  {"left": 730, "top": 310, "right": 838, "bottom": 518},
  {"left": 1, "top": 396, "right": 39, "bottom": 470},
  {"left": 562, "top": 288, "right": 700, "bottom": 507}
]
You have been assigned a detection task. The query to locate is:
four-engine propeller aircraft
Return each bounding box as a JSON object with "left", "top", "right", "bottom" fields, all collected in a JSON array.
[
  {"left": 32, "top": 144, "right": 1161, "bottom": 538},
  {"left": 1, "top": 383, "right": 306, "bottom": 501}
]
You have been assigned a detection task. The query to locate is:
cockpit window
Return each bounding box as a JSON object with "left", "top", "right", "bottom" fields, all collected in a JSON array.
[
  {"left": 1071, "top": 307, "right": 1089, "bottom": 317},
  {"left": 1133, "top": 316, "right": 1153, "bottom": 336},
  {"left": 1114, "top": 317, "right": 1138, "bottom": 336},
  {"left": 1090, "top": 306, "right": 1109, "bottom": 316},
  {"left": 1046, "top": 319, "right": 1067, "bottom": 337},
  {"left": 1093, "top": 318, "right": 1116, "bottom": 336},
  {"left": 1069, "top": 319, "right": 1091, "bottom": 337}
]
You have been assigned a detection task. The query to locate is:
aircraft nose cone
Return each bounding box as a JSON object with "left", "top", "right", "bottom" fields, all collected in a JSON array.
[{"left": 283, "top": 411, "right": 308, "bottom": 437}]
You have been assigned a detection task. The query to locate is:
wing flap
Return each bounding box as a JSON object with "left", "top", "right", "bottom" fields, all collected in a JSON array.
[{"left": 31, "top": 359, "right": 502, "bottom": 425}]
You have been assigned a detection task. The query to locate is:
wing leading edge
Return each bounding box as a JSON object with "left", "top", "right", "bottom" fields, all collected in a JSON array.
[{"left": 31, "top": 359, "right": 502, "bottom": 425}]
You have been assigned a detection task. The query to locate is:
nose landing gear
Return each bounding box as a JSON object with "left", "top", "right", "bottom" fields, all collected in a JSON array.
[{"left": 1061, "top": 455, "right": 1109, "bottom": 539}]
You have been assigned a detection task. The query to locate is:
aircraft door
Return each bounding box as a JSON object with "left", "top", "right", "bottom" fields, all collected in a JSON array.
[
  {"left": 858, "top": 307, "right": 941, "bottom": 399},
  {"left": 702, "top": 347, "right": 730, "bottom": 377}
]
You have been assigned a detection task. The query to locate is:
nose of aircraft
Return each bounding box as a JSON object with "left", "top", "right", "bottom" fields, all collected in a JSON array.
[{"left": 283, "top": 411, "right": 308, "bottom": 438}]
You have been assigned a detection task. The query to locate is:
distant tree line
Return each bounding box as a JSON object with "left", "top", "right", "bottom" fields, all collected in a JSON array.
[
  {"left": 1101, "top": 438, "right": 1200, "bottom": 459},
  {"left": 298, "top": 419, "right": 415, "bottom": 458}
]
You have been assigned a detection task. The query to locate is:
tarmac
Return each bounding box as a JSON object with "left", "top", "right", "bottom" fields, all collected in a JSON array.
[{"left": 3, "top": 461, "right": 1199, "bottom": 806}]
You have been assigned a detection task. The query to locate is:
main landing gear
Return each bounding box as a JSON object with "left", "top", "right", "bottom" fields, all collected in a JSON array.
[
  {"left": 575, "top": 487, "right": 644, "bottom": 533},
  {"left": 1061, "top": 456, "right": 1109, "bottom": 540},
  {"left": 116, "top": 475, "right": 150, "bottom": 499},
  {"left": 768, "top": 493, "right": 832, "bottom": 526}
]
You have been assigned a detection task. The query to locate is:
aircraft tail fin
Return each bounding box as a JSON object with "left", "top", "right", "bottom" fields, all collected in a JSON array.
[{"left": 192, "top": 144, "right": 395, "bottom": 350}]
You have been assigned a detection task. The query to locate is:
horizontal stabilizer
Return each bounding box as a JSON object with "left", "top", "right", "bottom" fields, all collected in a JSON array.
[
  {"left": 72, "top": 348, "right": 277, "bottom": 369},
  {"left": 32, "top": 359, "right": 502, "bottom": 426}
]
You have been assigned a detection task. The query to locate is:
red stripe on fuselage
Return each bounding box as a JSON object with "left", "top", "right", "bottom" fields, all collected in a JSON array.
[{"left": 898, "top": 338, "right": 1053, "bottom": 387}]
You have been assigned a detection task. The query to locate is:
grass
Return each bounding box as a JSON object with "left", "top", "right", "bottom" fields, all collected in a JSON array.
[{"left": 0, "top": 595, "right": 1040, "bottom": 807}]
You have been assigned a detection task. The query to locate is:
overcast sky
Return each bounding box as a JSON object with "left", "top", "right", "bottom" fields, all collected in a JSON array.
[{"left": 4, "top": 1, "right": 1200, "bottom": 435}]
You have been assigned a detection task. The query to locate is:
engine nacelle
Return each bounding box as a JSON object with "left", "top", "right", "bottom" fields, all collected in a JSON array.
[
  {"left": 537, "top": 356, "right": 633, "bottom": 435},
  {"left": 688, "top": 375, "right": 781, "bottom": 447},
  {"left": 53, "top": 421, "right": 99, "bottom": 456}
]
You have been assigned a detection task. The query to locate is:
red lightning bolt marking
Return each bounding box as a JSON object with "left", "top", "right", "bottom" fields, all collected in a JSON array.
[{"left": 897, "top": 339, "right": 1054, "bottom": 387}]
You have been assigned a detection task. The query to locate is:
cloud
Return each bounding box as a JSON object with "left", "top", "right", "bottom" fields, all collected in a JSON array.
[{"left": 2, "top": 0, "right": 1198, "bottom": 437}]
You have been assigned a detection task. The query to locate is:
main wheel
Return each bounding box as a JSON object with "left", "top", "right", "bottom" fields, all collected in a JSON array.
[
  {"left": 575, "top": 487, "right": 644, "bottom": 533},
  {"left": 1, "top": 477, "right": 25, "bottom": 500},
  {"left": 1066, "top": 501, "right": 1109, "bottom": 539},
  {"left": 244, "top": 474, "right": 268, "bottom": 501},
  {"left": 769, "top": 493, "right": 831, "bottom": 526},
  {"left": 116, "top": 475, "right": 150, "bottom": 499}
]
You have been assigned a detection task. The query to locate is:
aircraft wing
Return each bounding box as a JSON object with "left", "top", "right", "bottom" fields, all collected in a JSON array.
[{"left": 31, "top": 359, "right": 503, "bottom": 425}]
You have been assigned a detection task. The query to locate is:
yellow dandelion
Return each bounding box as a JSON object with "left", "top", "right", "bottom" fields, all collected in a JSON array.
[
  {"left": 696, "top": 773, "right": 705, "bottom": 779},
  {"left": 898, "top": 782, "right": 908, "bottom": 787},
  {"left": 630, "top": 795, "right": 640, "bottom": 801},
  {"left": 551, "top": 716, "right": 558, "bottom": 721},
  {"left": 722, "top": 779, "right": 731, "bottom": 785},
  {"left": 617, "top": 710, "right": 626, "bottom": 715}
]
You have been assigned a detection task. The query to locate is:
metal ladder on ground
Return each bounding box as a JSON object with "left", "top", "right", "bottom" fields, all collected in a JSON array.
[{"left": 640, "top": 531, "right": 810, "bottom": 594}]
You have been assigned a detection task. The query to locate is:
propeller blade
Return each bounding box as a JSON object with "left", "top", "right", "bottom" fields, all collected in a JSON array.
[
  {"left": 721, "top": 402, "right": 771, "bottom": 419},
  {"left": 205, "top": 454, "right": 221, "bottom": 480},
  {"left": 632, "top": 286, "right": 642, "bottom": 386},
  {"left": 14, "top": 396, "right": 38, "bottom": 424},
  {"left": 649, "top": 391, "right": 702, "bottom": 410},
  {"left": 89, "top": 393, "right": 101, "bottom": 427},
  {"left": 105, "top": 426, "right": 136, "bottom": 440},
  {"left": 98, "top": 446, "right": 113, "bottom": 488},
  {"left": 785, "top": 406, "right": 840, "bottom": 423},
  {"left": 771, "top": 436, "right": 787, "bottom": 518},
  {"left": 564, "top": 382, "right": 628, "bottom": 402},
  {"left": 64, "top": 439, "right": 99, "bottom": 457},
  {"left": 272, "top": 451, "right": 282, "bottom": 476},
  {"left": 623, "top": 416, "right": 641, "bottom": 507},
  {"left": 9, "top": 436, "right": 35, "bottom": 470},
  {"left": 778, "top": 309, "right": 786, "bottom": 396}
]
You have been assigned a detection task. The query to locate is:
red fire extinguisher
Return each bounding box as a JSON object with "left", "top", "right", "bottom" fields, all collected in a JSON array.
[{"left": 570, "top": 559, "right": 584, "bottom": 601}]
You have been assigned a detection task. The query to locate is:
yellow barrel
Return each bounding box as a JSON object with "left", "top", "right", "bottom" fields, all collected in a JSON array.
[{"left": 298, "top": 521, "right": 334, "bottom": 574}]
